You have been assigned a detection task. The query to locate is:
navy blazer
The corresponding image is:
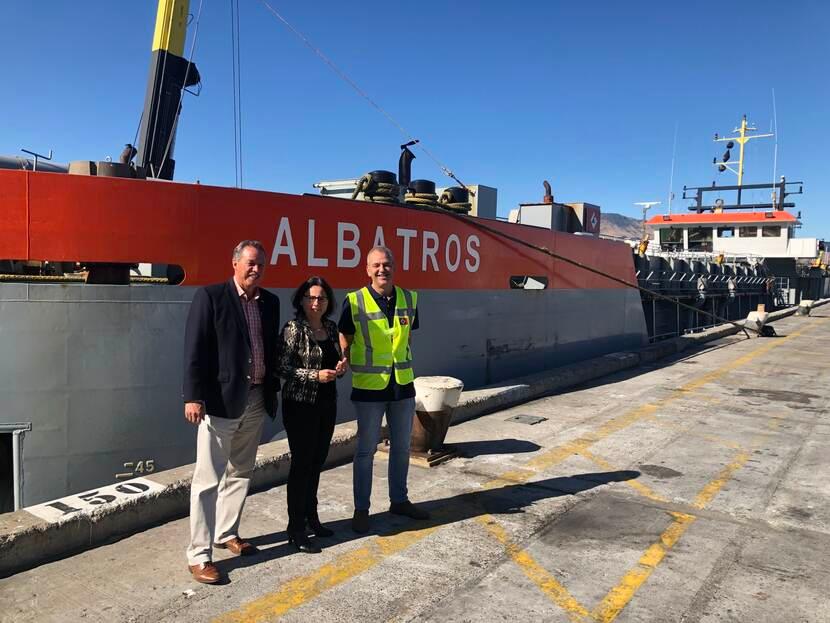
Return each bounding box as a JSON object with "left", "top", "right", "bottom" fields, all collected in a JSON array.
[{"left": 182, "top": 279, "right": 280, "bottom": 419}]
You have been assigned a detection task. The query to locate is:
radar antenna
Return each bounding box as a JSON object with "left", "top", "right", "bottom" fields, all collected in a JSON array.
[{"left": 635, "top": 201, "right": 661, "bottom": 244}]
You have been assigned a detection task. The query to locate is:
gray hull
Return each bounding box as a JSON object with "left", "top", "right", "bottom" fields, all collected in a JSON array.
[{"left": 0, "top": 282, "right": 646, "bottom": 506}]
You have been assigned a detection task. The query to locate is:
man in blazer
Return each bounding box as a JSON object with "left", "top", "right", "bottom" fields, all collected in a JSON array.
[{"left": 182, "top": 240, "right": 280, "bottom": 584}]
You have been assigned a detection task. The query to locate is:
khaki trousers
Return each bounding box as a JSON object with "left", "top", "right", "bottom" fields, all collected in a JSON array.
[{"left": 186, "top": 386, "right": 266, "bottom": 565}]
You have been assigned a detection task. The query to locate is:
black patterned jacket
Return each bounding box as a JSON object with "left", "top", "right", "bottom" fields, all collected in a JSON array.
[{"left": 277, "top": 318, "right": 342, "bottom": 404}]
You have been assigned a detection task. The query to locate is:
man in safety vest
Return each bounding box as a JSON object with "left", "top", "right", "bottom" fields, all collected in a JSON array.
[{"left": 339, "top": 246, "right": 430, "bottom": 533}]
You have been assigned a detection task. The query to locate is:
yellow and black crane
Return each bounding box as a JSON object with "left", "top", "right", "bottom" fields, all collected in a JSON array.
[{"left": 136, "top": 0, "right": 200, "bottom": 180}]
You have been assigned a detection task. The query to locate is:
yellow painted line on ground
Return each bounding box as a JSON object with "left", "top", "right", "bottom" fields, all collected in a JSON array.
[
  {"left": 477, "top": 516, "right": 591, "bottom": 623},
  {"left": 541, "top": 322, "right": 824, "bottom": 622},
  {"left": 591, "top": 512, "right": 696, "bottom": 623},
  {"left": 642, "top": 413, "right": 743, "bottom": 451},
  {"left": 585, "top": 442, "right": 752, "bottom": 622},
  {"left": 577, "top": 449, "right": 669, "bottom": 504},
  {"left": 692, "top": 450, "right": 751, "bottom": 509},
  {"left": 213, "top": 527, "right": 439, "bottom": 623},
  {"left": 765, "top": 418, "right": 782, "bottom": 431},
  {"left": 591, "top": 438, "right": 749, "bottom": 623},
  {"left": 480, "top": 466, "right": 540, "bottom": 489},
  {"left": 216, "top": 320, "right": 823, "bottom": 622}
]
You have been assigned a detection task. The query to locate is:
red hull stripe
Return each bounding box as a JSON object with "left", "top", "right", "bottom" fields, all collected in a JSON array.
[
  {"left": 0, "top": 170, "right": 635, "bottom": 290},
  {"left": 648, "top": 211, "right": 797, "bottom": 225}
]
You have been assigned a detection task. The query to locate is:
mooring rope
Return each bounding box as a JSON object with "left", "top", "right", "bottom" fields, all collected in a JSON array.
[{"left": 402, "top": 202, "right": 763, "bottom": 337}]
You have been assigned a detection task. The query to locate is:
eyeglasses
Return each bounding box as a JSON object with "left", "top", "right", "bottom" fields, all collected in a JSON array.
[{"left": 303, "top": 295, "right": 328, "bottom": 303}]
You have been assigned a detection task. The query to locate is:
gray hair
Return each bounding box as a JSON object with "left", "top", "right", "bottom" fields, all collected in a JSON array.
[
  {"left": 366, "top": 245, "right": 395, "bottom": 264},
  {"left": 232, "top": 240, "right": 266, "bottom": 261}
]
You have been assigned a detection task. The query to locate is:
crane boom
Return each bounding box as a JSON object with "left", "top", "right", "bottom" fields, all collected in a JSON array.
[{"left": 135, "top": 0, "right": 200, "bottom": 180}]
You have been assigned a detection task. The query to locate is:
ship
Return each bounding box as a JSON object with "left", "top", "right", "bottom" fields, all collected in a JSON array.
[
  {"left": 635, "top": 115, "right": 829, "bottom": 340},
  {"left": 0, "top": 3, "right": 825, "bottom": 515},
  {"left": 0, "top": 1, "right": 649, "bottom": 512}
]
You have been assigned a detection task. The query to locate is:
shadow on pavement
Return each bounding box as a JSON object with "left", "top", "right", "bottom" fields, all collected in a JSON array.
[
  {"left": 452, "top": 438, "right": 541, "bottom": 458},
  {"left": 225, "top": 470, "right": 639, "bottom": 575}
]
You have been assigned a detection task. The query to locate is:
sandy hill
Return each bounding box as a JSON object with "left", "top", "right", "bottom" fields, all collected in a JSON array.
[{"left": 600, "top": 212, "right": 645, "bottom": 239}]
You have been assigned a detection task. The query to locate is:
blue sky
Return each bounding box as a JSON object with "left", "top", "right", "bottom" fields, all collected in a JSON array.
[{"left": 3, "top": 2, "right": 828, "bottom": 236}]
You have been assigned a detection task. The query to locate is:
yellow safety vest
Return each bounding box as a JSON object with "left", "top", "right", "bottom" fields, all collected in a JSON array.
[{"left": 347, "top": 286, "right": 417, "bottom": 390}]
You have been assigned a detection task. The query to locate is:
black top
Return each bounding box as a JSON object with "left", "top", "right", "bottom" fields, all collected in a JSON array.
[
  {"left": 317, "top": 337, "right": 340, "bottom": 402},
  {"left": 338, "top": 286, "right": 419, "bottom": 403},
  {"left": 277, "top": 318, "right": 341, "bottom": 405}
]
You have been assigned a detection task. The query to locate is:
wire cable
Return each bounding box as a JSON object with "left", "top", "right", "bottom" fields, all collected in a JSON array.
[
  {"left": 667, "top": 121, "right": 678, "bottom": 215},
  {"left": 230, "top": 0, "right": 240, "bottom": 187},
  {"left": 771, "top": 88, "right": 779, "bottom": 207},
  {"left": 131, "top": 110, "right": 143, "bottom": 162},
  {"left": 257, "top": 0, "right": 472, "bottom": 193},
  {"left": 235, "top": 0, "right": 244, "bottom": 187},
  {"left": 402, "top": 202, "right": 764, "bottom": 336}
]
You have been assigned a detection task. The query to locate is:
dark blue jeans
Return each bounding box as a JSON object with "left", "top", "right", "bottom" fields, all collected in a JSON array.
[{"left": 352, "top": 398, "right": 416, "bottom": 511}]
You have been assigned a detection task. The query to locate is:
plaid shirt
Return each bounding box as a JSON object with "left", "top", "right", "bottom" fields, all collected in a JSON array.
[
  {"left": 277, "top": 318, "right": 341, "bottom": 404},
  {"left": 234, "top": 279, "right": 265, "bottom": 385}
]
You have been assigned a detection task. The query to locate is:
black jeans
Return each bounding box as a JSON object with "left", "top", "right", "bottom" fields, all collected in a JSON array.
[{"left": 282, "top": 398, "right": 337, "bottom": 532}]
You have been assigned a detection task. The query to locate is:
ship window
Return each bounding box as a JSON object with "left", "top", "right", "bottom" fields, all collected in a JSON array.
[
  {"left": 0, "top": 434, "right": 12, "bottom": 513},
  {"left": 660, "top": 228, "right": 683, "bottom": 249},
  {"left": 509, "top": 276, "right": 548, "bottom": 290},
  {"left": 738, "top": 226, "right": 758, "bottom": 237},
  {"left": 717, "top": 227, "right": 734, "bottom": 238},
  {"left": 762, "top": 226, "right": 781, "bottom": 237},
  {"left": 688, "top": 227, "right": 713, "bottom": 252}
]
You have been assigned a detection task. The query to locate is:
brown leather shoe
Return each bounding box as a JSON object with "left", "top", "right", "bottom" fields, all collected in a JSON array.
[
  {"left": 214, "top": 536, "right": 259, "bottom": 556},
  {"left": 188, "top": 562, "right": 221, "bottom": 584}
]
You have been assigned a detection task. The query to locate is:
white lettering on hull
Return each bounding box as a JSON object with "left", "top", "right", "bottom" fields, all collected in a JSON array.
[
  {"left": 465, "top": 235, "right": 481, "bottom": 272},
  {"left": 269, "top": 219, "right": 481, "bottom": 274},
  {"left": 337, "top": 222, "right": 361, "bottom": 268},
  {"left": 446, "top": 234, "right": 461, "bottom": 272},
  {"left": 271, "top": 216, "right": 298, "bottom": 266},
  {"left": 422, "top": 231, "right": 439, "bottom": 271},
  {"left": 307, "top": 219, "right": 328, "bottom": 267},
  {"left": 372, "top": 226, "right": 386, "bottom": 249},
  {"left": 396, "top": 228, "right": 417, "bottom": 270}
]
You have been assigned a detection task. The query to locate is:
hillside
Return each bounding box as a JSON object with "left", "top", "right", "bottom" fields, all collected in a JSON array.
[{"left": 600, "top": 212, "right": 645, "bottom": 239}]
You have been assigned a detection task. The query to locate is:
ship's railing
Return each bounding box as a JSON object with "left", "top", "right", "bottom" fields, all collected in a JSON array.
[
  {"left": 633, "top": 249, "right": 777, "bottom": 342},
  {"left": 649, "top": 246, "right": 766, "bottom": 266},
  {"left": 641, "top": 290, "right": 774, "bottom": 343}
]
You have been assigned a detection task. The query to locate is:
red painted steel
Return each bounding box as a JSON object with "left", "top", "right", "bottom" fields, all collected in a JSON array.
[
  {"left": 1, "top": 170, "right": 635, "bottom": 290},
  {"left": 647, "top": 211, "right": 797, "bottom": 225},
  {"left": 0, "top": 171, "right": 28, "bottom": 259}
]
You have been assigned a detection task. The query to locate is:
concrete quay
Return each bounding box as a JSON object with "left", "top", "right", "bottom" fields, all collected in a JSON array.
[{"left": 1, "top": 305, "right": 829, "bottom": 621}]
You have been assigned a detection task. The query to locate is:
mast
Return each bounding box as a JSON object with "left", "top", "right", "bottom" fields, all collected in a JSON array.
[
  {"left": 135, "top": 0, "right": 200, "bottom": 180},
  {"left": 713, "top": 114, "right": 773, "bottom": 204},
  {"left": 680, "top": 114, "right": 801, "bottom": 213}
]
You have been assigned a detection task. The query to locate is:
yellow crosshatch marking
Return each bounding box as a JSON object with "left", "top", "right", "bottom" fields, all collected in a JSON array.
[
  {"left": 576, "top": 449, "right": 669, "bottom": 504},
  {"left": 514, "top": 323, "right": 821, "bottom": 622},
  {"left": 214, "top": 321, "right": 821, "bottom": 623},
  {"left": 590, "top": 512, "right": 696, "bottom": 623},
  {"left": 477, "top": 516, "right": 591, "bottom": 623},
  {"left": 642, "top": 412, "right": 743, "bottom": 450}
]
